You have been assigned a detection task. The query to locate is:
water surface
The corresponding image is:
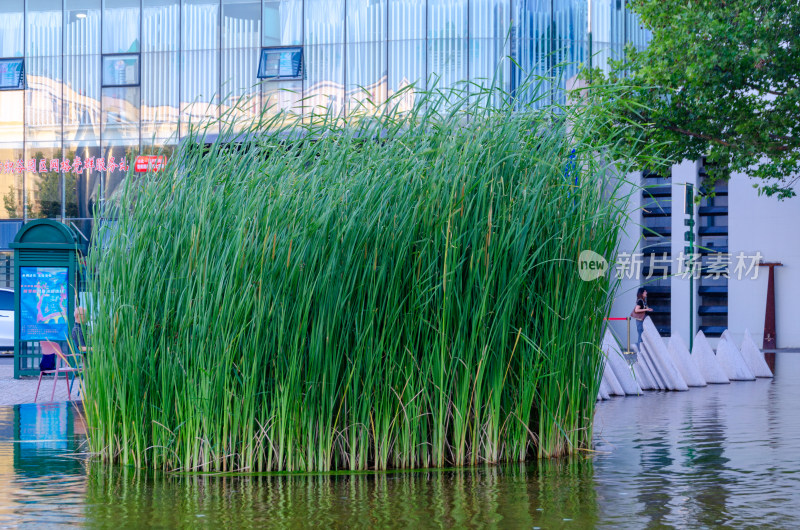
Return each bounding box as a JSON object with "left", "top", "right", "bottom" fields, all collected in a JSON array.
[{"left": 1, "top": 354, "right": 798, "bottom": 527}]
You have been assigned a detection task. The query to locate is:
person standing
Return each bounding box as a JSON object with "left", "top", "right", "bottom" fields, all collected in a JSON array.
[
  {"left": 71, "top": 306, "right": 88, "bottom": 354},
  {"left": 631, "top": 287, "right": 653, "bottom": 350}
]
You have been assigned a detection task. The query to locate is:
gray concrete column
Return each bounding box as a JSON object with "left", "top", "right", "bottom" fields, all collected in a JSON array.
[{"left": 670, "top": 160, "right": 701, "bottom": 344}]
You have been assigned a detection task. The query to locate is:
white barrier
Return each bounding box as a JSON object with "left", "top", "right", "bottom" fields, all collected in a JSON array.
[
  {"left": 602, "top": 359, "right": 626, "bottom": 396},
  {"left": 596, "top": 325, "right": 773, "bottom": 403},
  {"left": 601, "top": 330, "right": 643, "bottom": 395},
  {"left": 667, "top": 333, "right": 707, "bottom": 387},
  {"left": 691, "top": 331, "right": 730, "bottom": 384},
  {"left": 642, "top": 318, "right": 689, "bottom": 391},
  {"left": 597, "top": 377, "right": 611, "bottom": 400},
  {"left": 639, "top": 345, "right": 666, "bottom": 390},
  {"left": 740, "top": 329, "right": 773, "bottom": 378},
  {"left": 717, "top": 334, "right": 755, "bottom": 381},
  {"left": 633, "top": 359, "right": 657, "bottom": 391}
]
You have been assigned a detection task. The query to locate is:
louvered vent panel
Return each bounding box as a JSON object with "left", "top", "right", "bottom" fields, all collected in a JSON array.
[{"left": 17, "top": 249, "right": 63, "bottom": 264}]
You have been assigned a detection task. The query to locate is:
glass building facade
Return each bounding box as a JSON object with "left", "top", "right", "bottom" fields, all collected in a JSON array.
[{"left": 0, "top": 0, "right": 650, "bottom": 231}]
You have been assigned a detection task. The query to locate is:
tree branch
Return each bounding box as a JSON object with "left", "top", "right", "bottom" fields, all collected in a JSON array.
[{"left": 663, "top": 126, "right": 734, "bottom": 147}]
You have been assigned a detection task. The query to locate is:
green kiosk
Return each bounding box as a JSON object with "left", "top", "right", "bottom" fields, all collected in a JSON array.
[{"left": 10, "top": 220, "right": 81, "bottom": 378}]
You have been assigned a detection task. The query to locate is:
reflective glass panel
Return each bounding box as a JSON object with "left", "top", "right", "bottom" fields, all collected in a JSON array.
[
  {"left": 182, "top": 0, "right": 220, "bottom": 51},
  {"left": 0, "top": 92, "right": 24, "bottom": 143},
  {"left": 25, "top": 56, "right": 62, "bottom": 142},
  {"left": 65, "top": 0, "right": 101, "bottom": 55},
  {"left": 24, "top": 143, "right": 63, "bottom": 220},
  {"left": 428, "top": 38, "right": 467, "bottom": 91},
  {"left": 262, "top": 80, "right": 302, "bottom": 119},
  {"left": 141, "top": 52, "right": 179, "bottom": 141},
  {"left": 27, "top": 0, "right": 63, "bottom": 56},
  {"left": 102, "top": 54, "right": 140, "bottom": 86},
  {"left": 102, "top": 142, "right": 137, "bottom": 206},
  {"left": 103, "top": 0, "right": 141, "bottom": 54},
  {"left": 471, "top": 0, "right": 509, "bottom": 38},
  {"left": 389, "top": 39, "right": 425, "bottom": 104},
  {"left": 63, "top": 55, "right": 101, "bottom": 144},
  {"left": 428, "top": 0, "right": 467, "bottom": 91},
  {"left": 428, "top": 0, "right": 466, "bottom": 39},
  {"left": 346, "top": 42, "right": 386, "bottom": 114},
  {"left": 0, "top": 144, "right": 23, "bottom": 219},
  {"left": 223, "top": 0, "right": 261, "bottom": 49},
  {"left": 512, "top": 0, "right": 551, "bottom": 105},
  {"left": 221, "top": 47, "right": 260, "bottom": 130},
  {"left": 143, "top": 0, "right": 180, "bottom": 52},
  {"left": 471, "top": 39, "right": 508, "bottom": 96},
  {"left": 305, "top": 0, "right": 344, "bottom": 45},
  {"left": 348, "top": 0, "right": 386, "bottom": 43},
  {"left": 388, "top": 0, "right": 426, "bottom": 98},
  {"left": 471, "top": 0, "right": 509, "bottom": 92},
  {"left": 101, "top": 86, "right": 140, "bottom": 141},
  {"left": 389, "top": 0, "right": 424, "bottom": 40},
  {"left": 0, "top": 1, "right": 24, "bottom": 57},
  {"left": 180, "top": 50, "right": 219, "bottom": 135},
  {"left": 591, "top": 0, "right": 625, "bottom": 73},
  {"left": 262, "top": 0, "right": 302, "bottom": 47},
  {"left": 305, "top": 44, "right": 344, "bottom": 118},
  {"left": 553, "top": 0, "right": 587, "bottom": 43},
  {"left": 64, "top": 143, "right": 102, "bottom": 222}
]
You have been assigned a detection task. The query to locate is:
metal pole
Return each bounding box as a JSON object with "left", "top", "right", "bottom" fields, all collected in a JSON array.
[
  {"left": 626, "top": 316, "right": 631, "bottom": 354},
  {"left": 684, "top": 183, "right": 695, "bottom": 352},
  {"left": 588, "top": 0, "right": 592, "bottom": 85}
]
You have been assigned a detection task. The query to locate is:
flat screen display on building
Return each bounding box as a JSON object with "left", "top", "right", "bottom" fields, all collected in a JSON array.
[
  {"left": 19, "top": 266, "right": 69, "bottom": 341},
  {"left": 257, "top": 47, "right": 303, "bottom": 80},
  {"left": 0, "top": 58, "right": 25, "bottom": 90},
  {"left": 102, "top": 54, "right": 140, "bottom": 87}
]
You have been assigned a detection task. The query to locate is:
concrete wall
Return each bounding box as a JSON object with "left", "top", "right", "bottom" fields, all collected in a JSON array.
[
  {"left": 608, "top": 171, "right": 643, "bottom": 349},
  {"left": 728, "top": 175, "right": 800, "bottom": 348}
]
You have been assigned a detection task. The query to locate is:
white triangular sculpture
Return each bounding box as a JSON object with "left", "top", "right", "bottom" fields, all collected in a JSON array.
[
  {"left": 602, "top": 359, "right": 625, "bottom": 396},
  {"left": 667, "top": 333, "right": 707, "bottom": 387},
  {"left": 740, "top": 329, "right": 773, "bottom": 378},
  {"left": 632, "top": 358, "right": 657, "bottom": 391},
  {"left": 601, "top": 330, "right": 643, "bottom": 395},
  {"left": 691, "top": 331, "right": 730, "bottom": 384},
  {"left": 716, "top": 334, "right": 755, "bottom": 381},
  {"left": 629, "top": 343, "right": 657, "bottom": 390},
  {"left": 642, "top": 318, "right": 689, "bottom": 391},
  {"left": 640, "top": 344, "right": 668, "bottom": 390},
  {"left": 597, "top": 377, "right": 610, "bottom": 400},
  {"left": 639, "top": 343, "right": 667, "bottom": 390}
]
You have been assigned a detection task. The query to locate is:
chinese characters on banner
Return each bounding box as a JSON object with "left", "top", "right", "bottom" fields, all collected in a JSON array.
[
  {"left": 19, "top": 267, "right": 69, "bottom": 341},
  {"left": 134, "top": 156, "right": 166, "bottom": 173},
  {"left": 0, "top": 155, "right": 168, "bottom": 175},
  {"left": 0, "top": 157, "right": 129, "bottom": 175}
]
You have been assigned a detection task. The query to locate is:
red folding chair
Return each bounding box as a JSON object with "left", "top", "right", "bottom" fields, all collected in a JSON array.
[{"left": 34, "top": 341, "right": 84, "bottom": 402}]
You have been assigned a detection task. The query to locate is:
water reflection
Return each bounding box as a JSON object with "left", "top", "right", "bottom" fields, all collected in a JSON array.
[
  {"left": 0, "top": 355, "right": 798, "bottom": 527},
  {"left": 0, "top": 402, "right": 86, "bottom": 526},
  {"left": 83, "top": 459, "right": 597, "bottom": 528}
]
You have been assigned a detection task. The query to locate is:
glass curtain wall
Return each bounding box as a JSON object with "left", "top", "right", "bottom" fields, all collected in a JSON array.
[
  {"left": 0, "top": 1, "right": 25, "bottom": 224},
  {"left": 1, "top": 0, "right": 646, "bottom": 224},
  {"left": 262, "top": 0, "right": 302, "bottom": 117}
]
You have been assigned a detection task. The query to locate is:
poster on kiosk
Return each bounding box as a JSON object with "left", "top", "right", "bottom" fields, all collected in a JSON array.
[{"left": 19, "top": 267, "right": 69, "bottom": 341}]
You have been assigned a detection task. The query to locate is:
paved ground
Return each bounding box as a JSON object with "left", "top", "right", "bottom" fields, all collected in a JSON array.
[{"left": 0, "top": 356, "right": 76, "bottom": 405}]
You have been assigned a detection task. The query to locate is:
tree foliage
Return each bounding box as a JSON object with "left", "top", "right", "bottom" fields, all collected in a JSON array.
[{"left": 588, "top": 0, "right": 799, "bottom": 198}]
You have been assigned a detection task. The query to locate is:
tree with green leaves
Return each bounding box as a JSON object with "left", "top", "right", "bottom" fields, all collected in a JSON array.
[{"left": 586, "top": 0, "right": 799, "bottom": 198}]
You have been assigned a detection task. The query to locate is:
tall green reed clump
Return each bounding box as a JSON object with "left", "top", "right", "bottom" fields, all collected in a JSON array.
[{"left": 83, "top": 83, "right": 635, "bottom": 471}]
